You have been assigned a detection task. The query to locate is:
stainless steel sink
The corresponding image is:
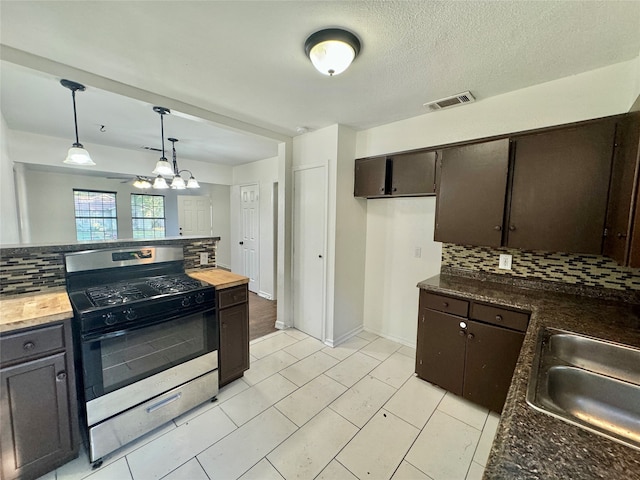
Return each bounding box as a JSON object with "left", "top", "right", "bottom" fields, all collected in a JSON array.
[{"left": 526, "top": 328, "right": 640, "bottom": 450}]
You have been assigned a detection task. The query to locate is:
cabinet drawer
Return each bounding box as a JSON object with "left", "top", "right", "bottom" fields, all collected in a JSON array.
[
  {"left": 218, "top": 285, "right": 248, "bottom": 309},
  {"left": 1, "top": 323, "right": 65, "bottom": 365},
  {"left": 470, "top": 303, "right": 529, "bottom": 332},
  {"left": 423, "top": 293, "right": 469, "bottom": 317}
]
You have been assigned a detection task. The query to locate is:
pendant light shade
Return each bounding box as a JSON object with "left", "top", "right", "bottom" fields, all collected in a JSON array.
[
  {"left": 171, "top": 175, "right": 186, "bottom": 190},
  {"left": 186, "top": 175, "right": 200, "bottom": 189},
  {"left": 60, "top": 79, "right": 95, "bottom": 165},
  {"left": 152, "top": 175, "right": 169, "bottom": 189},
  {"left": 305, "top": 29, "right": 361, "bottom": 76}
]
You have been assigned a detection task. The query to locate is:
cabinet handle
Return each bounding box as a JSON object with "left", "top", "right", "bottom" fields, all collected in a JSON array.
[
  {"left": 442, "top": 302, "right": 449, "bottom": 308},
  {"left": 23, "top": 341, "right": 35, "bottom": 351},
  {"left": 509, "top": 225, "right": 516, "bottom": 231},
  {"left": 467, "top": 333, "right": 475, "bottom": 340},
  {"left": 617, "top": 233, "right": 628, "bottom": 239},
  {"left": 495, "top": 315, "right": 503, "bottom": 322},
  {"left": 494, "top": 225, "right": 502, "bottom": 231},
  {"left": 56, "top": 371, "right": 67, "bottom": 381}
]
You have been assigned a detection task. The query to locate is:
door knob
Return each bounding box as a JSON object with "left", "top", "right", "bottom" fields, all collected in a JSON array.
[
  {"left": 239, "top": 241, "right": 244, "bottom": 245},
  {"left": 318, "top": 255, "right": 323, "bottom": 258}
]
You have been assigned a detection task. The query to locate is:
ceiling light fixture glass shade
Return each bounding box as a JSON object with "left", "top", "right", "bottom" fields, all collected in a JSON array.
[
  {"left": 305, "top": 28, "right": 361, "bottom": 76},
  {"left": 132, "top": 176, "right": 152, "bottom": 189},
  {"left": 186, "top": 175, "right": 200, "bottom": 189},
  {"left": 60, "top": 79, "right": 95, "bottom": 165},
  {"left": 152, "top": 175, "right": 169, "bottom": 189},
  {"left": 170, "top": 175, "right": 186, "bottom": 189}
]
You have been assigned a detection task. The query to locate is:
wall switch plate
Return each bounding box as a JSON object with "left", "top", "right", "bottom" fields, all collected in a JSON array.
[
  {"left": 499, "top": 254, "right": 512, "bottom": 270},
  {"left": 200, "top": 252, "right": 209, "bottom": 265},
  {"left": 414, "top": 247, "right": 422, "bottom": 258}
]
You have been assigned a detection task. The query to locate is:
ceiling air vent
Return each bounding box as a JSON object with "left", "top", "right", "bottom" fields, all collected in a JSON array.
[{"left": 423, "top": 91, "right": 475, "bottom": 112}]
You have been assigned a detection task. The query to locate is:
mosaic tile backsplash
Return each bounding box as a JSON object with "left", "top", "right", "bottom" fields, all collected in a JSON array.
[
  {"left": 442, "top": 244, "right": 640, "bottom": 292},
  {"left": 0, "top": 237, "right": 218, "bottom": 296}
]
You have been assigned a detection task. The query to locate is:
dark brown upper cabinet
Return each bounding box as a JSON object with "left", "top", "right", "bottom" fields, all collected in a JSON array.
[
  {"left": 354, "top": 156, "right": 389, "bottom": 197},
  {"left": 354, "top": 151, "right": 436, "bottom": 198},
  {"left": 507, "top": 120, "right": 616, "bottom": 254},
  {"left": 389, "top": 151, "right": 437, "bottom": 196},
  {"left": 435, "top": 119, "right": 617, "bottom": 255},
  {"left": 434, "top": 140, "right": 509, "bottom": 247},
  {"left": 603, "top": 113, "right": 640, "bottom": 266}
]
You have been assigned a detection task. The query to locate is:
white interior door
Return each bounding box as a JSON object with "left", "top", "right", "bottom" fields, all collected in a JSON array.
[
  {"left": 293, "top": 166, "right": 326, "bottom": 340},
  {"left": 177, "top": 196, "right": 212, "bottom": 236},
  {"left": 240, "top": 184, "right": 259, "bottom": 293}
]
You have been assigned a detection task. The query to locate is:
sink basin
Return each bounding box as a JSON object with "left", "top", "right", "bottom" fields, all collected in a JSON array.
[{"left": 527, "top": 328, "right": 640, "bottom": 450}]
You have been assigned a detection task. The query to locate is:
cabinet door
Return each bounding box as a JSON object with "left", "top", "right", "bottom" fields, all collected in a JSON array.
[
  {"left": 603, "top": 114, "right": 640, "bottom": 265},
  {"left": 354, "top": 157, "right": 389, "bottom": 197},
  {"left": 435, "top": 139, "right": 510, "bottom": 247},
  {"left": 219, "top": 303, "right": 249, "bottom": 386},
  {"left": 463, "top": 321, "right": 524, "bottom": 413},
  {"left": 390, "top": 151, "right": 437, "bottom": 195},
  {"left": 507, "top": 121, "right": 615, "bottom": 254},
  {"left": 415, "top": 309, "right": 466, "bottom": 395},
  {"left": 1, "top": 352, "right": 73, "bottom": 480}
]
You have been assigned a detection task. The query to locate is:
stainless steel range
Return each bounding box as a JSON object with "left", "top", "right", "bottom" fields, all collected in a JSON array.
[{"left": 65, "top": 246, "right": 218, "bottom": 467}]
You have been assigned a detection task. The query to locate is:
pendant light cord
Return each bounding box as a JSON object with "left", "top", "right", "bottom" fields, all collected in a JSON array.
[{"left": 72, "top": 89, "right": 81, "bottom": 147}]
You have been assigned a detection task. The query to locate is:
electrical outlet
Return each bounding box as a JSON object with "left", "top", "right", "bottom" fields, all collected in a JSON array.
[
  {"left": 200, "top": 252, "right": 209, "bottom": 265},
  {"left": 499, "top": 254, "right": 512, "bottom": 270},
  {"left": 414, "top": 247, "right": 422, "bottom": 258}
]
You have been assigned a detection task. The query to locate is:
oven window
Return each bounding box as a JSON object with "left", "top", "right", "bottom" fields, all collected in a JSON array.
[{"left": 99, "top": 314, "right": 206, "bottom": 393}]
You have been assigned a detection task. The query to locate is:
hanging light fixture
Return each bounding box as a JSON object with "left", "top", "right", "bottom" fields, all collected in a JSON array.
[
  {"left": 132, "top": 176, "right": 152, "bottom": 189},
  {"left": 304, "top": 28, "right": 361, "bottom": 76},
  {"left": 60, "top": 79, "right": 95, "bottom": 165},
  {"left": 151, "top": 106, "right": 174, "bottom": 177},
  {"left": 153, "top": 175, "right": 169, "bottom": 189},
  {"left": 168, "top": 138, "right": 200, "bottom": 189}
]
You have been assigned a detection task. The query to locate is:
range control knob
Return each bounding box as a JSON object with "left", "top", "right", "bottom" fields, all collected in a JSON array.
[
  {"left": 124, "top": 308, "right": 137, "bottom": 321},
  {"left": 181, "top": 297, "right": 191, "bottom": 307},
  {"left": 104, "top": 313, "right": 117, "bottom": 326},
  {"left": 195, "top": 293, "right": 205, "bottom": 304}
]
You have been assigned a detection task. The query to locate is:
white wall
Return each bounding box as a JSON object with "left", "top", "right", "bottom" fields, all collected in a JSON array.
[
  {"left": 209, "top": 184, "right": 231, "bottom": 268},
  {"left": 0, "top": 114, "right": 20, "bottom": 245},
  {"left": 357, "top": 59, "right": 639, "bottom": 347},
  {"left": 231, "top": 156, "right": 279, "bottom": 299}
]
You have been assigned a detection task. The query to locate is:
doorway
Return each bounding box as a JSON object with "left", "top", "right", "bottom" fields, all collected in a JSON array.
[
  {"left": 240, "top": 184, "right": 259, "bottom": 293},
  {"left": 292, "top": 165, "right": 327, "bottom": 340}
]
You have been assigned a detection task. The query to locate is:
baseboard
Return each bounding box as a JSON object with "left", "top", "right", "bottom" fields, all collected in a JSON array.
[
  {"left": 257, "top": 291, "right": 273, "bottom": 300},
  {"left": 361, "top": 326, "right": 416, "bottom": 349},
  {"left": 324, "top": 325, "right": 364, "bottom": 348}
]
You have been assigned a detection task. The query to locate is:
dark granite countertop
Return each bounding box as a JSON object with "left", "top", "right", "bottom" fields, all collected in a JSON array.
[{"left": 417, "top": 272, "right": 640, "bottom": 480}]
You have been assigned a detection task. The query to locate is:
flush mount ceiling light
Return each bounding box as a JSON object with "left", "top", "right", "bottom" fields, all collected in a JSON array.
[
  {"left": 152, "top": 106, "right": 174, "bottom": 178},
  {"left": 168, "top": 138, "right": 200, "bottom": 190},
  {"left": 305, "top": 28, "right": 361, "bottom": 76},
  {"left": 60, "top": 79, "right": 95, "bottom": 166}
]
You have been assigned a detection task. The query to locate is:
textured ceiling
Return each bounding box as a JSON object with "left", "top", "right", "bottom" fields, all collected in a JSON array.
[{"left": 1, "top": 1, "right": 639, "bottom": 165}]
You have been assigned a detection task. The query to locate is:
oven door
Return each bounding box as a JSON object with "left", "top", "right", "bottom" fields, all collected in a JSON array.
[{"left": 81, "top": 308, "right": 217, "bottom": 422}]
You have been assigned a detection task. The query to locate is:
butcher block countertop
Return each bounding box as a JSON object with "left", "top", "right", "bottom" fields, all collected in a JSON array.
[
  {"left": 188, "top": 268, "right": 249, "bottom": 290},
  {"left": 0, "top": 290, "right": 73, "bottom": 333}
]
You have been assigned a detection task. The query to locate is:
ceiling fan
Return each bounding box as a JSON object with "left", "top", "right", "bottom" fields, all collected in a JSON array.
[{"left": 106, "top": 174, "right": 154, "bottom": 188}]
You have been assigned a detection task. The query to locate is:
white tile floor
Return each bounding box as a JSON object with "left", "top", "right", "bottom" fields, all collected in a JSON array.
[{"left": 43, "top": 329, "right": 500, "bottom": 480}]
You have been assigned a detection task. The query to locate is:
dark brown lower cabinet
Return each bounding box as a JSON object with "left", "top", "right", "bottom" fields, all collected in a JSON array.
[
  {"left": 217, "top": 284, "right": 250, "bottom": 386},
  {"left": 0, "top": 320, "right": 79, "bottom": 480},
  {"left": 416, "top": 290, "right": 528, "bottom": 413}
]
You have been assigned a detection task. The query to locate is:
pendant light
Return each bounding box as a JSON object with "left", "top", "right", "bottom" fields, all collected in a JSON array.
[
  {"left": 151, "top": 106, "right": 173, "bottom": 177},
  {"left": 168, "top": 137, "right": 200, "bottom": 189},
  {"left": 304, "top": 29, "right": 361, "bottom": 76},
  {"left": 60, "top": 79, "right": 95, "bottom": 165},
  {"left": 132, "top": 176, "right": 152, "bottom": 189}
]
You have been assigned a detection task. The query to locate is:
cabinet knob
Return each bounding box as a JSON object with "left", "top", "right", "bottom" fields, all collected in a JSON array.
[
  {"left": 467, "top": 333, "right": 475, "bottom": 340},
  {"left": 494, "top": 225, "right": 502, "bottom": 231},
  {"left": 617, "top": 233, "right": 628, "bottom": 239},
  {"left": 392, "top": 187, "right": 397, "bottom": 192},
  {"left": 509, "top": 225, "right": 516, "bottom": 231},
  {"left": 495, "top": 315, "right": 503, "bottom": 322},
  {"left": 442, "top": 302, "right": 449, "bottom": 308},
  {"left": 23, "top": 341, "right": 35, "bottom": 351},
  {"left": 459, "top": 321, "right": 467, "bottom": 329},
  {"left": 56, "top": 371, "right": 67, "bottom": 381},
  {"left": 380, "top": 187, "right": 384, "bottom": 192}
]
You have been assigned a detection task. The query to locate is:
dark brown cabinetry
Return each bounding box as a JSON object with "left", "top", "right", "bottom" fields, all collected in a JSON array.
[
  {"left": 217, "top": 284, "right": 249, "bottom": 386},
  {"left": 603, "top": 113, "right": 640, "bottom": 266},
  {"left": 416, "top": 291, "right": 528, "bottom": 413},
  {"left": 434, "top": 140, "right": 509, "bottom": 247},
  {"left": 435, "top": 119, "right": 617, "bottom": 254},
  {"left": 354, "top": 151, "right": 437, "bottom": 198},
  {"left": 0, "top": 321, "right": 79, "bottom": 480}
]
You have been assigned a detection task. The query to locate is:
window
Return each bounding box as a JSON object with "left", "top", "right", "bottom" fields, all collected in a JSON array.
[
  {"left": 131, "top": 194, "right": 166, "bottom": 239},
  {"left": 74, "top": 190, "right": 118, "bottom": 241}
]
